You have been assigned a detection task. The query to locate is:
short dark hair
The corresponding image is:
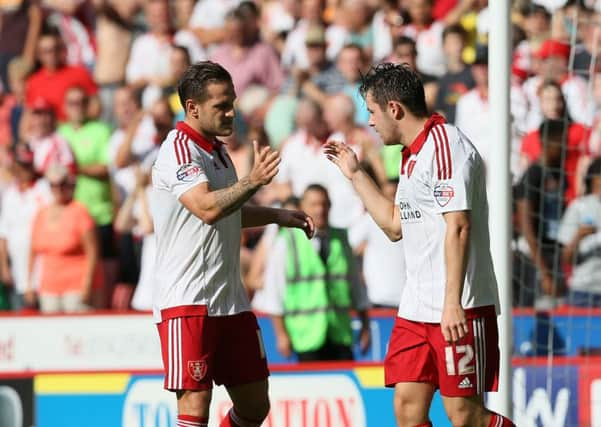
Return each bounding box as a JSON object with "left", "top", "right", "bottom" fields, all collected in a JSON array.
[
  {"left": 392, "top": 35, "right": 417, "bottom": 53},
  {"left": 359, "top": 63, "right": 428, "bottom": 117},
  {"left": 585, "top": 157, "right": 601, "bottom": 193},
  {"left": 539, "top": 119, "right": 567, "bottom": 143},
  {"left": 303, "top": 184, "right": 330, "bottom": 204},
  {"left": 172, "top": 45, "right": 191, "bottom": 65},
  {"left": 442, "top": 24, "right": 467, "bottom": 42},
  {"left": 177, "top": 61, "right": 233, "bottom": 107}
]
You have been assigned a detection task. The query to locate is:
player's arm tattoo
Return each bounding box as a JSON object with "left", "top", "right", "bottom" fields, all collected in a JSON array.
[{"left": 210, "top": 176, "right": 258, "bottom": 219}]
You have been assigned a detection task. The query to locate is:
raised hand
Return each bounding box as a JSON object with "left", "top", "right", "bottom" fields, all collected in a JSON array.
[
  {"left": 323, "top": 140, "right": 361, "bottom": 180},
  {"left": 249, "top": 140, "right": 281, "bottom": 188}
]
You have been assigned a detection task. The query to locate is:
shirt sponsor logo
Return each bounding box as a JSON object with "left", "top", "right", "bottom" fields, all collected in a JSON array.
[
  {"left": 188, "top": 360, "right": 208, "bottom": 381},
  {"left": 399, "top": 200, "right": 423, "bottom": 223},
  {"left": 434, "top": 184, "right": 455, "bottom": 207},
  {"left": 176, "top": 164, "right": 202, "bottom": 182}
]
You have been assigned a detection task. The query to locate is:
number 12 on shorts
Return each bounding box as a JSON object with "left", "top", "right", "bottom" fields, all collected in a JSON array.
[{"left": 444, "top": 345, "right": 475, "bottom": 376}]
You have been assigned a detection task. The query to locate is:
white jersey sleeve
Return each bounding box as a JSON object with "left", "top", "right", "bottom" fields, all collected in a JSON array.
[
  {"left": 430, "top": 126, "right": 480, "bottom": 214},
  {"left": 152, "top": 130, "right": 209, "bottom": 199}
]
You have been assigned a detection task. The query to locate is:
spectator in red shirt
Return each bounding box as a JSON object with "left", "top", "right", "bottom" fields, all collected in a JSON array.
[
  {"left": 25, "top": 29, "right": 99, "bottom": 121},
  {"left": 520, "top": 80, "right": 590, "bottom": 204}
]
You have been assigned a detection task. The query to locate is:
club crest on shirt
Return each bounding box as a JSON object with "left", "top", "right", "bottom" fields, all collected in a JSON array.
[
  {"left": 434, "top": 184, "right": 455, "bottom": 207},
  {"left": 177, "top": 164, "right": 202, "bottom": 182},
  {"left": 188, "top": 360, "right": 207, "bottom": 381}
]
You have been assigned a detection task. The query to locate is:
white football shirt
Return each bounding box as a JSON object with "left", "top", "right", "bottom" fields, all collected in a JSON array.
[
  {"left": 151, "top": 121, "right": 250, "bottom": 322},
  {"left": 394, "top": 116, "right": 500, "bottom": 322}
]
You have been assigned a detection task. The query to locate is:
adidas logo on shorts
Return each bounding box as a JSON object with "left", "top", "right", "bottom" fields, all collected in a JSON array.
[{"left": 458, "top": 377, "right": 473, "bottom": 389}]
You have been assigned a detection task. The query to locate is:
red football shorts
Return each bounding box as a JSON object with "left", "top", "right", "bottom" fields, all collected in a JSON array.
[
  {"left": 384, "top": 305, "right": 499, "bottom": 397},
  {"left": 156, "top": 305, "right": 269, "bottom": 391}
]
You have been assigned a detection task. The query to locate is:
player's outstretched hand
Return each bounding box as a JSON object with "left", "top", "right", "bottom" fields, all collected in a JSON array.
[
  {"left": 441, "top": 303, "right": 468, "bottom": 343},
  {"left": 277, "top": 209, "right": 315, "bottom": 239},
  {"left": 249, "top": 140, "right": 281, "bottom": 187},
  {"left": 323, "top": 140, "right": 360, "bottom": 180}
]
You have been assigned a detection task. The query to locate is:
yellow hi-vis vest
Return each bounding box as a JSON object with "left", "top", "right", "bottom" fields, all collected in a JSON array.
[{"left": 281, "top": 227, "right": 353, "bottom": 353}]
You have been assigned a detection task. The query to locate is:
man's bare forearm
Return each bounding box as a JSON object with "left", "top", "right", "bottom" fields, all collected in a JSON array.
[
  {"left": 209, "top": 176, "right": 259, "bottom": 222},
  {"left": 241, "top": 205, "right": 280, "bottom": 228}
]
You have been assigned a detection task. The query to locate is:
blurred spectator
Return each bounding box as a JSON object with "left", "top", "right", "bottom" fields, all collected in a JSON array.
[
  {"left": 519, "top": 80, "right": 590, "bottom": 203},
  {"left": 336, "top": 0, "right": 374, "bottom": 59},
  {"left": 6, "top": 57, "right": 30, "bottom": 144},
  {"left": 108, "top": 87, "right": 158, "bottom": 201},
  {"left": 189, "top": 0, "right": 241, "bottom": 53},
  {"left": 44, "top": 0, "right": 96, "bottom": 69},
  {"left": 399, "top": 0, "right": 446, "bottom": 77},
  {"left": 113, "top": 165, "right": 154, "bottom": 311},
  {"left": 0, "top": 0, "right": 42, "bottom": 88},
  {"left": 22, "top": 97, "right": 76, "bottom": 175},
  {"left": 0, "top": 81, "right": 16, "bottom": 146},
  {"left": 280, "top": 24, "right": 346, "bottom": 102},
  {"left": 387, "top": 35, "right": 438, "bottom": 110},
  {"left": 275, "top": 97, "right": 371, "bottom": 228},
  {"left": 58, "top": 86, "right": 115, "bottom": 307},
  {"left": 172, "top": 0, "right": 207, "bottom": 63},
  {"left": 26, "top": 164, "right": 101, "bottom": 313},
  {"left": 558, "top": 158, "right": 601, "bottom": 307},
  {"left": 371, "top": 0, "right": 405, "bottom": 63},
  {"left": 144, "top": 45, "right": 192, "bottom": 117},
  {"left": 523, "top": 38, "right": 593, "bottom": 130},
  {"left": 281, "top": 0, "right": 334, "bottom": 70},
  {"left": 348, "top": 178, "right": 404, "bottom": 308},
  {"left": 25, "top": 29, "right": 99, "bottom": 121},
  {"left": 256, "top": 184, "right": 370, "bottom": 361},
  {"left": 336, "top": 43, "right": 371, "bottom": 125},
  {"left": 210, "top": 8, "right": 284, "bottom": 95},
  {"left": 92, "top": 0, "right": 141, "bottom": 123},
  {"left": 573, "top": 7, "right": 601, "bottom": 74},
  {"left": 512, "top": 4, "right": 552, "bottom": 79},
  {"left": 125, "top": 0, "right": 173, "bottom": 104},
  {"left": 515, "top": 119, "right": 568, "bottom": 308},
  {"left": 0, "top": 145, "right": 51, "bottom": 310},
  {"left": 434, "top": 24, "right": 475, "bottom": 123},
  {"left": 455, "top": 44, "right": 490, "bottom": 162}
]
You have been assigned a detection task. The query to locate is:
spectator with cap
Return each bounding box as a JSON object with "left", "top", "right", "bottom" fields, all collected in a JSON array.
[
  {"left": 58, "top": 86, "right": 115, "bottom": 307},
  {"left": 280, "top": 24, "right": 346, "bottom": 103},
  {"left": 0, "top": 144, "right": 51, "bottom": 310},
  {"left": 21, "top": 97, "right": 76, "bottom": 176},
  {"left": 210, "top": 7, "right": 284, "bottom": 95},
  {"left": 523, "top": 38, "right": 593, "bottom": 130},
  {"left": 25, "top": 29, "right": 99, "bottom": 122},
  {"left": 26, "top": 164, "right": 101, "bottom": 314}
]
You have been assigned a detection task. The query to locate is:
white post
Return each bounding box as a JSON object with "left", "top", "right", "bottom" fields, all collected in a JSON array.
[{"left": 487, "top": 0, "right": 512, "bottom": 418}]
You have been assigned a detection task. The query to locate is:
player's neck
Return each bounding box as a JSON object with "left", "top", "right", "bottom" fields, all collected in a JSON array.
[
  {"left": 402, "top": 117, "right": 429, "bottom": 149},
  {"left": 183, "top": 118, "right": 216, "bottom": 142}
]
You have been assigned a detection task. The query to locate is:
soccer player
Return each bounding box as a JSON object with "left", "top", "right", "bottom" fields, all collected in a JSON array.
[
  {"left": 150, "top": 61, "right": 314, "bottom": 427},
  {"left": 324, "top": 63, "right": 515, "bottom": 427}
]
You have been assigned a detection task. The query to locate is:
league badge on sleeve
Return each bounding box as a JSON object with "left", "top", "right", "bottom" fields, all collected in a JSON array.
[
  {"left": 177, "top": 164, "right": 203, "bottom": 182},
  {"left": 188, "top": 360, "right": 208, "bottom": 382},
  {"left": 434, "top": 184, "right": 454, "bottom": 207}
]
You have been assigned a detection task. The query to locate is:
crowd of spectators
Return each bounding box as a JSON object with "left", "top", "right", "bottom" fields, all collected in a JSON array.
[{"left": 2, "top": 0, "right": 601, "bottom": 323}]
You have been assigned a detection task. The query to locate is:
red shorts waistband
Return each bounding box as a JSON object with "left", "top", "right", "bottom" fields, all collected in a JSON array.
[{"left": 160, "top": 305, "right": 208, "bottom": 321}]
